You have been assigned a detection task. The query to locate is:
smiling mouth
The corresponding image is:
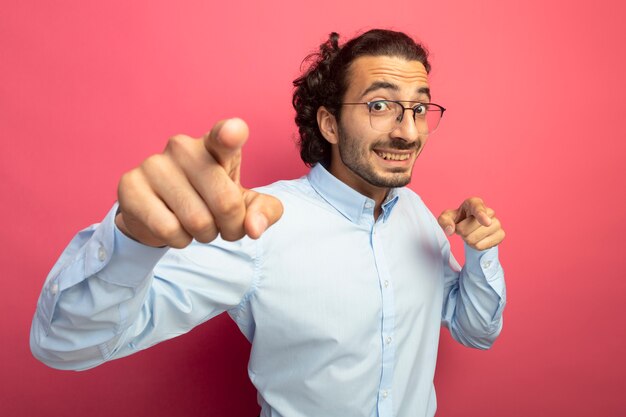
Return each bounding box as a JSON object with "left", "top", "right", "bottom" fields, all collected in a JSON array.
[{"left": 375, "top": 151, "right": 412, "bottom": 161}]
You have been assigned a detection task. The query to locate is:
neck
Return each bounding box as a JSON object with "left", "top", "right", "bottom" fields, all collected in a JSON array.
[{"left": 326, "top": 161, "right": 390, "bottom": 219}]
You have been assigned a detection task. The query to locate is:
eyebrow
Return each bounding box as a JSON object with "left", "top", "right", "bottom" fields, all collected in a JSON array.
[{"left": 360, "top": 81, "right": 431, "bottom": 100}]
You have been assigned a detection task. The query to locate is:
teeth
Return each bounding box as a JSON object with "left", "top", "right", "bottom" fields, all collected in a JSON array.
[{"left": 377, "top": 151, "right": 411, "bottom": 161}]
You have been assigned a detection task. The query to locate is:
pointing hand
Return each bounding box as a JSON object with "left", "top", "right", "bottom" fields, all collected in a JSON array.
[
  {"left": 437, "top": 197, "right": 505, "bottom": 251},
  {"left": 116, "top": 118, "right": 284, "bottom": 248}
]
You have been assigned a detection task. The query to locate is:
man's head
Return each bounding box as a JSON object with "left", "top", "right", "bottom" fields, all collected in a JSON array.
[{"left": 293, "top": 29, "right": 434, "bottom": 196}]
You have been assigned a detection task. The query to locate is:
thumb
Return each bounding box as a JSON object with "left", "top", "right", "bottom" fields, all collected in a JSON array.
[
  {"left": 204, "top": 118, "right": 249, "bottom": 181},
  {"left": 243, "top": 190, "right": 284, "bottom": 239},
  {"left": 438, "top": 209, "right": 458, "bottom": 236}
]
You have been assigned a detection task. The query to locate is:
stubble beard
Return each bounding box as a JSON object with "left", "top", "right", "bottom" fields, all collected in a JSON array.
[{"left": 337, "top": 128, "right": 420, "bottom": 189}]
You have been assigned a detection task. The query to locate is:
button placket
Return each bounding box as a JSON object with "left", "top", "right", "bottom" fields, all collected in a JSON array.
[{"left": 371, "top": 221, "right": 395, "bottom": 416}]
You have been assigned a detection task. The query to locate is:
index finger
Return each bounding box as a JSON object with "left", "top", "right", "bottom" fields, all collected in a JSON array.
[
  {"left": 463, "top": 197, "right": 492, "bottom": 227},
  {"left": 204, "top": 118, "right": 249, "bottom": 180}
]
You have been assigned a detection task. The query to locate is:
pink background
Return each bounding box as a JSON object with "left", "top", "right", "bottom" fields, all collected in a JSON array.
[{"left": 2, "top": 0, "right": 625, "bottom": 416}]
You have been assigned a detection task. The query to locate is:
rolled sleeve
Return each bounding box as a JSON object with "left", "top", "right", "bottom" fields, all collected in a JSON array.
[
  {"left": 463, "top": 244, "right": 506, "bottom": 326},
  {"left": 443, "top": 243, "right": 506, "bottom": 350},
  {"left": 30, "top": 204, "right": 168, "bottom": 369},
  {"left": 98, "top": 224, "right": 169, "bottom": 288}
]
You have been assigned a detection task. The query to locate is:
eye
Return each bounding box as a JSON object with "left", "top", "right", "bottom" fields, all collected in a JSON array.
[
  {"left": 414, "top": 104, "right": 428, "bottom": 116},
  {"left": 369, "top": 100, "right": 392, "bottom": 113}
]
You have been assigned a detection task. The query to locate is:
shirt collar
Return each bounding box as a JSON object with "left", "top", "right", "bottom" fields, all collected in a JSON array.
[{"left": 307, "top": 163, "right": 400, "bottom": 223}]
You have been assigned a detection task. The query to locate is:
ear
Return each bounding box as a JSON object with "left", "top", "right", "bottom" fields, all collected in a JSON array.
[{"left": 317, "top": 106, "right": 339, "bottom": 145}]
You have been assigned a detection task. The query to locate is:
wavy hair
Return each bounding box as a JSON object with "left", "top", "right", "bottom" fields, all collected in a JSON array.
[{"left": 292, "top": 29, "right": 431, "bottom": 167}]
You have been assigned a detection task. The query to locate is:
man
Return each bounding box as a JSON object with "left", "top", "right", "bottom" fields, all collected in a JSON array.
[{"left": 31, "top": 29, "right": 506, "bottom": 417}]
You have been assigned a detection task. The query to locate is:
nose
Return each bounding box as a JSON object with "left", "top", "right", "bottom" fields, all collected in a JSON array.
[{"left": 391, "top": 109, "right": 426, "bottom": 144}]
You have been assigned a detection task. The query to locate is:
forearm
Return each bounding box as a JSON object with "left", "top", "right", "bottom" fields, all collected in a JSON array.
[
  {"left": 30, "top": 204, "right": 167, "bottom": 370},
  {"left": 442, "top": 244, "right": 506, "bottom": 349},
  {"left": 31, "top": 203, "right": 258, "bottom": 370}
]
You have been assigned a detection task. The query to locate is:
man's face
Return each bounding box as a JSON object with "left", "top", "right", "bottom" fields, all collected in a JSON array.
[{"left": 327, "top": 55, "right": 431, "bottom": 198}]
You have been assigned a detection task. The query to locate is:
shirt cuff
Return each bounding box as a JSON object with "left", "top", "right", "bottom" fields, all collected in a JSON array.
[
  {"left": 464, "top": 243, "right": 506, "bottom": 321},
  {"left": 86, "top": 204, "right": 169, "bottom": 288},
  {"left": 96, "top": 224, "right": 168, "bottom": 288},
  {"left": 464, "top": 243, "right": 500, "bottom": 281}
]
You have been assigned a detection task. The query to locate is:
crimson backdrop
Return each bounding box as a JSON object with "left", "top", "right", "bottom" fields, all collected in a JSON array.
[{"left": 1, "top": 1, "right": 625, "bottom": 416}]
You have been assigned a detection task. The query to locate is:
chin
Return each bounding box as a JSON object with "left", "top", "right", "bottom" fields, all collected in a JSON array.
[{"left": 367, "top": 172, "right": 412, "bottom": 188}]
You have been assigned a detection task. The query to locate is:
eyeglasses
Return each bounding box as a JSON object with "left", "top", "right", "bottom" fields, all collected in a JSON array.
[{"left": 342, "top": 100, "right": 446, "bottom": 134}]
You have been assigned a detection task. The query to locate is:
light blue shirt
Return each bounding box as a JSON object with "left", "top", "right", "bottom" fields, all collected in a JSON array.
[{"left": 31, "top": 163, "right": 505, "bottom": 417}]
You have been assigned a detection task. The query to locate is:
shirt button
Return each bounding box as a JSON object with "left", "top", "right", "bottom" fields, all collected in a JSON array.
[
  {"left": 384, "top": 280, "right": 389, "bottom": 288},
  {"left": 364, "top": 201, "right": 373, "bottom": 209},
  {"left": 382, "top": 390, "right": 388, "bottom": 399},
  {"left": 386, "top": 336, "right": 392, "bottom": 344},
  {"left": 482, "top": 260, "right": 492, "bottom": 269},
  {"left": 98, "top": 246, "right": 107, "bottom": 262},
  {"left": 49, "top": 283, "right": 59, "bottom": 295}
]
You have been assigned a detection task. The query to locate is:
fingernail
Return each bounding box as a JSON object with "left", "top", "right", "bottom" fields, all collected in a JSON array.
[{"left": 445, "top": 226, "right": 454, "bottom": 236}]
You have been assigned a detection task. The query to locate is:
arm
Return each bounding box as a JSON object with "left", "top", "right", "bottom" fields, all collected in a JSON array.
[
  {"left": 31, "top": 118, "right": 282, "bottom": 370},
  {"left": 437, "top": 197, "right": 507, "bottom": 349},
  {"left": 30, "top": 204, "right": 257, "bottom": 370},
  {"left": 31, "top": 204, "right": 165, "bottom": 370},
  {"left": 440, "top": 241, "right": 506, "bottom": 349}
]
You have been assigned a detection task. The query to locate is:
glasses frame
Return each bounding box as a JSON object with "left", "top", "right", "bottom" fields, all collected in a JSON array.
[{"left": 342, "top": 100, "right": 446, "bottom": 134}]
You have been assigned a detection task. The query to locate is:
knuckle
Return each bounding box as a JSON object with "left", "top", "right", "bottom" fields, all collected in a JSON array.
[
  {"left": 474, "top": 241, "right": 487, "bottom": 251},
  {"left": 151, "top": 218, "right": 182, "bottom": 243},
  {"left": 118, "top": 170, "right": 136, "bottom": 194},
  {"left": 184, "top": 212, "right": 214, "bottom": 236},
  {"left": 167, "top": 190, "right": 216, "bottom": 240},
  {"left": 119, "top": 168, "right": 142, "bottom": 186},
  {"left": 165, "top": 134, "right": 199, "bottom": 161},
  {"left": 194, "top": 229, "right": 219, "bottom": 244},
  {"left": 219, "top": 228, "right": 246, "bottom": 242},
  {"left": 438, "top": 210, "right": 453, "bottom": 223},
  {"left": 168, "top": 236, "right": 193, "bottom": 249},
  {"left": 118, "top": 170, "right": 143, "bottom": 203},
  {"left": 212, "top": 192, "right": 244, "bottom": 216},
  {"left": 166, "top": 134, "right": 191, "bottom": 151},
  {"left": 141, "top": 154, "right": 168, "bottom": 174}
]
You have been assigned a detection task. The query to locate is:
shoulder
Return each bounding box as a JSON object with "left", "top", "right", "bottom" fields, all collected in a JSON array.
[
  {"left": 394, "top": 187, "right": 442, "bottom": 229},
  {"left": 254, "top": 176, "right": 312, "bottom": 200},
  {"left": 396, "top": 187, "right": 428, "bottom": 211},
  {"left": 253, "top": 175, "right": 330, "bottom": 213}
]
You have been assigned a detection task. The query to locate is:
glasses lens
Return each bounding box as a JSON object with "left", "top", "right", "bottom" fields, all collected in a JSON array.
[
  {"left": 368, "top": 101, "right": 443, "bottom": 134},
  {"left": 420, "top": 104, "right": 443, "bottom": 134},
  {"left": 368, "top": 101, "right": 402, "bottom": 132}
]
